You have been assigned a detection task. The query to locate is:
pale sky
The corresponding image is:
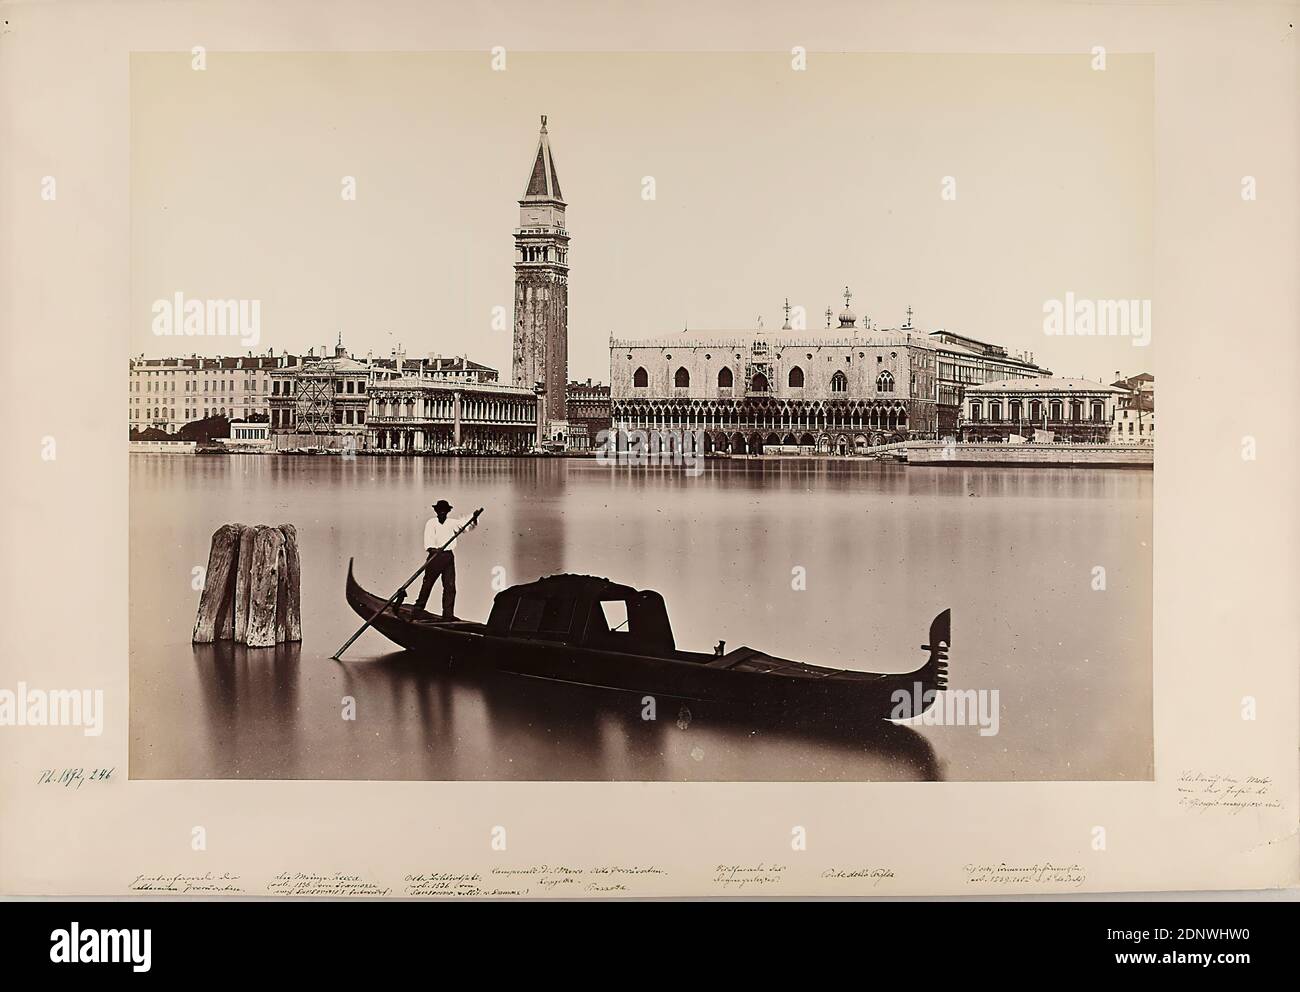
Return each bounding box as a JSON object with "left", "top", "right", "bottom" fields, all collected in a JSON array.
[{"left": 131, "top": 52, "right": 1153, "bottom": 382}]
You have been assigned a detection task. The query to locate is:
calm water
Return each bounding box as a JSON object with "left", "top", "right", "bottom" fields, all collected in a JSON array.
[{"left": 130, "top": 454, "right": 1152, "bottom": 782}]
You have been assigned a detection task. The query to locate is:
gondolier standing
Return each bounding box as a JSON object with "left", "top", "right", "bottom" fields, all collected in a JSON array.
[{"left": 412, "top": 499, "right": 478, "bottom": 619}]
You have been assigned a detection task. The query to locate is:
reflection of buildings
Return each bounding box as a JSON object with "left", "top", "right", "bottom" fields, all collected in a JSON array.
[
  {"left": 1110, "top": 372, "right": 1154, "bottom": 444},
  {"left": 929, "top": 331, "right": 1052, "bottom": 436},
  {"left": 610, "top": 293, "right": 939, "bottom": 455},
  {"left": 961, "top": 377, "right": 1124, "bottom": 442}
]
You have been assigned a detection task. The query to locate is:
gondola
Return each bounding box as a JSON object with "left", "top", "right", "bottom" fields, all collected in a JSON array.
[{"left": 344, "top": 560, "right": 950, "bottom": 720}]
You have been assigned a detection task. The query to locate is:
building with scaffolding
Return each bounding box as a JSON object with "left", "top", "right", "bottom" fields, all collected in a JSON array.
[
  {"left": 268, "top": 340, "right": 375, "bottom": 446},
  {"left": 267, "top": 338, "right": 511, "bottom": 449}
]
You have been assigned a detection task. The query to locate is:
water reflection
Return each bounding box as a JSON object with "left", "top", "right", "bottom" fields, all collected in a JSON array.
[
  {"left": 192, "top": 642, "right": 303, "bottom": 774},
  {"left": 382, "top": 650, "right": 942, "bottom": 782},
  {"left": 131, "top": 455, "right": 1152, "bottom": 782},
  {"left": 185, "top": 641, "right": 940, "bottom": 781}
]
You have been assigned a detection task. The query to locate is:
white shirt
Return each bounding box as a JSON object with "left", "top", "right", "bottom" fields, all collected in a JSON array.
[{"left": 424, "top": 514, "right": 475, "bottom": 552}]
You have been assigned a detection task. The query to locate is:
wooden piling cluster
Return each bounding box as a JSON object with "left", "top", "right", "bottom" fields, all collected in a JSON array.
[{"left": 192, "top": 523, "right": 303, "bottom": 647}]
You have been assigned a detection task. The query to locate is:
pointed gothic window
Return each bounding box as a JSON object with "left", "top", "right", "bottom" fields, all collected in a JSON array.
[
  {"left": 751, "top": 372, "right": 770, "bottom": 393},
  {"left": 674, "top": 367, "right": 690, "bottom": 388},
  {"left": 633, "top": 367, "right": 648, "bottom": 388},
  {"left": 830, "top": 371, "right": 848, "bottom": 393},
  {"left": 876, "top": 370, "right": 895, "bottom": 393},
  {"left": 788, "top": 366, "right": 805, "bottom": 388},
  {"left": 718, "top": 367, "right": 733, "bottom": 388}
]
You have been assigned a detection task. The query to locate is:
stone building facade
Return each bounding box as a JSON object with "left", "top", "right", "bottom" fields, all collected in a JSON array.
[
  {"left": 366, "top": 378, "right": 540, "bottom": 453},
  {"left": 929, "top": 330, "right": 1052, "bottom": 435},
  {"left": 267, "top": 340, "right": 513, "bottom": 449},
  {"left": 373, "top": 352, "right": 498, "bottom": 384},
  {"left": 268, "top": 342, "right": 375, "bottom": 439},
  {"left": 961, "top": 377, "right": 1124, "bottom": 443},
  {"left": 565, "top": 379, "right": 612, "bottom": 451},
  {"left": 610, "top": 299, "right": 939, "bottom": 455},
  {"left": 129, "top": 353, "right": 285, "bottom": 434},
  {"left": 1110, "top": 372, "right": 1154, "bottom": 444}
]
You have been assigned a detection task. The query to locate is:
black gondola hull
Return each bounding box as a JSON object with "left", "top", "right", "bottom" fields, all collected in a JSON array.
[{"left": 344, "top": 561, "right": 949, "bottom": 720}]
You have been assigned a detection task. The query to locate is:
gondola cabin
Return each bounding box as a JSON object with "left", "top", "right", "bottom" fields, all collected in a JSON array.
[{"left": 486, "top": 575, "right": 676, "bottom": 657}]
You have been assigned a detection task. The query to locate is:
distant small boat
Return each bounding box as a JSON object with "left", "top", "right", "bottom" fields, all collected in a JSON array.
[{"left": 345, "top": 562, "right": 950, "bottom": 719}]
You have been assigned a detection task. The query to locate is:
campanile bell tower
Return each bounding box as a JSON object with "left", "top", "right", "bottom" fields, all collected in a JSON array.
[{"left": 512, "top": 115, "right": 569, "bottom": 426}]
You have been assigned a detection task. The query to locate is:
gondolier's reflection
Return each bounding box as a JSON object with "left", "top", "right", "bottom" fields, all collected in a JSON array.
[{"left": 410, "top": 498, "right": 478, "bottom": 619}]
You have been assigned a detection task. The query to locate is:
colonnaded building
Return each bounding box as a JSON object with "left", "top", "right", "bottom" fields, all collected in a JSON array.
[
  {"left": 929, "top": 330, "right": 1051, "bottom": 434},
  {"left": 365, "top": 377, "right": 541, "bottom": 452},
  {"left": 961, "top": 377, "right": 1125, "bottom": 443},
  {"left": 610, "top": 294, "right": 939, "bottom": 455},
  {"left": 264, "top": 340, "right": 542, "bottom": 452}
]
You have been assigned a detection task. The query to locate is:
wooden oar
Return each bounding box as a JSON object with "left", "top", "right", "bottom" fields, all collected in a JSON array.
[{"left": 331, "top": 508, "right": 484, "bottom": 660}]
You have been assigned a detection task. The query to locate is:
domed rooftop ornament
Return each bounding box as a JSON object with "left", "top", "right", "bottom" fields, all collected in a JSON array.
[{"left": 837, "top": 285, "right": 857, "bottom": 328}]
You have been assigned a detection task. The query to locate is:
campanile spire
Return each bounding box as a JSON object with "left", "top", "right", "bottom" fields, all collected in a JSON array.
[{"left": 512, "top": 116, "right": 570, "bottom": 426}]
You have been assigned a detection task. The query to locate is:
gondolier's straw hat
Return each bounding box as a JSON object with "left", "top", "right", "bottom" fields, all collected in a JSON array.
[{"left": 432, "top": 499, "right": 453, "bottom": 513}]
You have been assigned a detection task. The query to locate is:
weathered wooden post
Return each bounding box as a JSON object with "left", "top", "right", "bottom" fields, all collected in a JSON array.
[
  {"left": 245, "top": 526, "right": 286, "bottom": 648},
  {"left": 192, "top": 523, "right": 303, "bottom": 647},
  {"left": 232, "top": 524, "right": 259, "bottom": 644},
  {"left": 280, "top": 523, "right": 303, "bottom": 642},
  {"left": 192, "top": 524, "right": 241, "bottom": 644}
]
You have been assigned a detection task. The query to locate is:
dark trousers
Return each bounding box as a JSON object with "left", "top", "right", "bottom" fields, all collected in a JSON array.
[{"left": 413, "top": 550, "right": 456, "bottom": 618}]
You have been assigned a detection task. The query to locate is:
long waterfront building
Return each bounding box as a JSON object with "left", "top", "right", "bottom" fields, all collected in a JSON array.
[
  {"left": 929, "top": 330, "right": 1052, "bottom": 434},
  {"left": 610, "top": 298, "right": 939, "bottom": 455},
  {"left": 961, "top": 377, "right": 1125, "bottom": 443},
  {"left": 366, "top": 377, "right": 541, "bottom": 453},
  {"left": 267, "top": 340, "right": 528, "bottom": 449},
  {"left": 129, "top": 353, "right": 288, "bottom": 434}
]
